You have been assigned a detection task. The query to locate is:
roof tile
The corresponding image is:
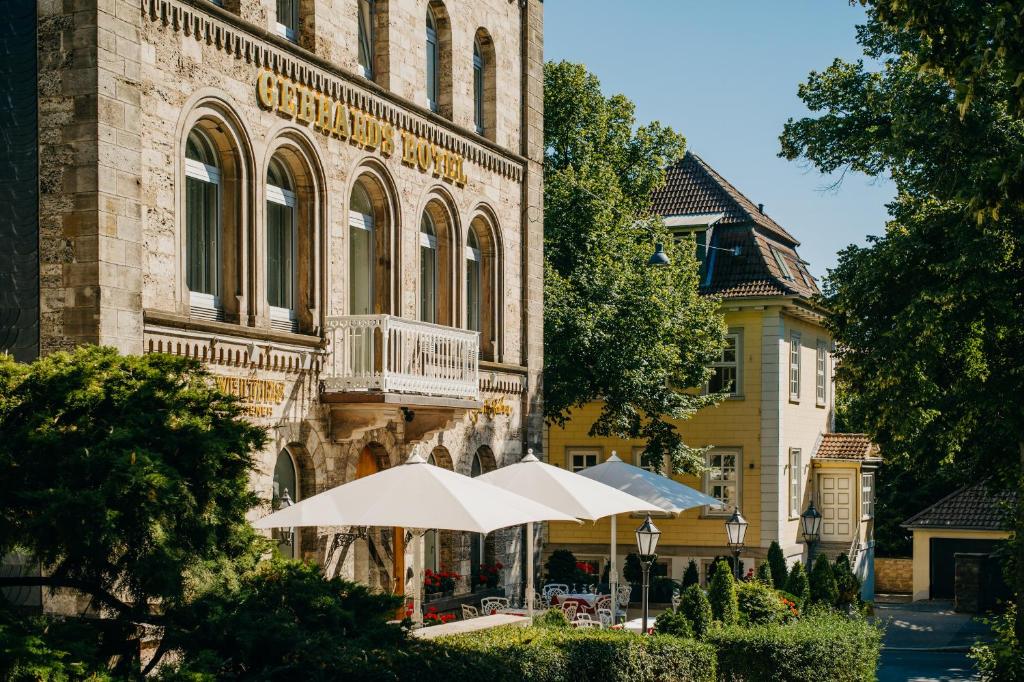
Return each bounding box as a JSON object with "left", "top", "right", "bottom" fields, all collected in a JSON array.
[
  {"left": 902, "top": 482, "right": 1015, "bottom": 531},
  {"left": 813, "top": 433, "right": 881, "bottom": 461}
]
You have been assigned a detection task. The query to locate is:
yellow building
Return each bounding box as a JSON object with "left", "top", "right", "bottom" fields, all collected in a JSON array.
[{"left": 546, "top": 153, "right": 880, "bottom": 589}]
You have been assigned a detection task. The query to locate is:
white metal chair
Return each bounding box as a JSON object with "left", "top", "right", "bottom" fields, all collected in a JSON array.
[
  {"left": 480, "top": 596, "right": 509, "bottom": 615},
  {"left": 560, "top": 601, "right": 578, "bottom": 621},
  {"left": 461, "top": 604, "right": 479, "bottom": 620},
  {"left": 596, "top": 608, "right": 613, "bottom": 628},
  {"left": 574, "top": 613, "right": 600, "bottom": 628},
  {"left": 616, "top": 584, "right": 632, "bottom": 610},
  {"left": 594, "top": 595, "right": 612, "bottom": 613},
  {"left": 531, "top": 592, "right": 545, "bottom": 611},
  {"left": 671, "top": 592, "right": 682, "bottom": 611}
]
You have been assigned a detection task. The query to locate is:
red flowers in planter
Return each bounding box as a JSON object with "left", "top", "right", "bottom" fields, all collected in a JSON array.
[
  {"left": 422, "top": 605, "right": 456, "bottom": 626},
  {"left": 423, "top": 567, "right": 461, "bottom": 595},
  {"left": 477, "top": 562, "right": 503, "bottom": 588}
]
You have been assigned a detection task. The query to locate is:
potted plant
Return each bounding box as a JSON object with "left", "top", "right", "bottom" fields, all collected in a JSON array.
[{"left": 477, "top": 561, "right": 503, "bottom": 588}]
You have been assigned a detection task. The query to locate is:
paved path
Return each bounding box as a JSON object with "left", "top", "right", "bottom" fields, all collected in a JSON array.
[{"left": 875, "top": 600, "right": 991, "bottom": 682}]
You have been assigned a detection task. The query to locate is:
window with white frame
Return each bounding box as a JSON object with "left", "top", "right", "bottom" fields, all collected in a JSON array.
[
  {"left": 789, "top": 331, "right": 801, "bottom": 401},
  {"left": 185, "top": 129, "right": 221, "bottom": 314},
  {"left": 266, "top": 157, "right": 297, "bottom": 332},
  {"left": 419, "top": 212, "right": 438, "bottom": 323},
  {"left": 632, "top": 446, "right": 661, "bottom": 474},
  {"left": 357, "top": 0, "right": 375, "bottom": 79},
  {"left": 466, "top": 230, "right": 481, "bottom": 332},
  {"left": 789, "top": 448, "right": 802, "bottom": 518},
  {"left": 861, "top": 472, "right": 874, "bottom": 518},
  {"left": 705, "top": 450, "right": 739, "bottom": 513},
  {"left": 770, "top": 245, "right": 794, "bottom": 280},
  {"left": 425, "top": 11, "right": 440, "bottom": 112},
  {"left": 349, "top": 182, "right": 375, "bottom": 316},
  {"left": 568, "top": 449, "right": 599, "bottom": 473},
  {"left": 709, "top": 331, "right": 741, "bottom": 396},
  {"left": 275, "top": 0, "right": 298, "bottom": 41},
  {"left": 815, "top": 339, "right": 828, "bottom": 406},
  {"left": 473, "top": 40, "right": 484, "bottom": 134}
]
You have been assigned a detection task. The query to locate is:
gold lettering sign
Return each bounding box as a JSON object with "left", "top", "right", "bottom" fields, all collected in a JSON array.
[
  {"left": 214, "top": 376, "right": 286, "bottom": 419},
  {"left": 470, "top": 397, "right": 513, "bottom": 424},
  {"left": 256, "top": 69, "right": 467, "bottom": 186}
]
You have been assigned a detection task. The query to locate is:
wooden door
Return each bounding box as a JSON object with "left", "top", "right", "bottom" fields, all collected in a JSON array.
[
  {"left": 356, "top": 447, "right": 405, "bottom": 595},
  {"left": 818, "top": 471, "right": 855, "bottom": 542}
]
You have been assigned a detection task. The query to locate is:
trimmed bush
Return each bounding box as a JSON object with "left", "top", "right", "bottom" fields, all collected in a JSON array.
[
  {"left": 536, "top": 607, "right": 571, "bottom": 629},
  {"left": 736, "top": 581, "right": 786, "bottom": 625},
  {"left": 833, "top": 554, "right": 861, "bottom": 607},
  {"left": 810, "top": 554, "right": 839, "bottom": 606},
  {"left": 682, "top": 559, "right": 700, "bottom": 589},
  {"left": 767, "top": 541, "right": 788, "bottom": 589},
  {"left": 708, "top": 560, "right": 738, "bottom": 626},
  {"left": 680, "top": 584, "right": 713, "bottom": 640},
  {"left": 754, "top": 561, "right": 774, "bottom": 587},
  {"left": 655, "top": 608, "right": 694, "bottom": 638},
  {"left": 544, "top": 549, "right": 578, "bottom": 585},
  {"left": 785, "top": 561, "right": 810, "bottom": 605},
  {"left": 709, "top": 612, "right": 882, "bottom": 682},
  {"left": 419, "top": 625, "right": 716, "bottom": 682}
]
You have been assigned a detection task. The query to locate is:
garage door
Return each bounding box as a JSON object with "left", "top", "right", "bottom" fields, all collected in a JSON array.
[{"left": 928, "top": 538, "right": 1003, "bottom": 600}]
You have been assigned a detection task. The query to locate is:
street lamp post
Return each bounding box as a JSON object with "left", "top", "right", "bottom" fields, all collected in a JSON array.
[
  {"left": 724, "top": 507, "right": 748, "bottom": 581},
  {"left": 801, "top": 500, "right": 822, "bottom": 565},
  {"left": 635, "top": 514, "right": 661, "bottom": 635}
]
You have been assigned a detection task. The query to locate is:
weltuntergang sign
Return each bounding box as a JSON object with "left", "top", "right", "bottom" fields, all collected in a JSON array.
[{"left": 256, "top": 69, "right": 469, "bottom": 186}]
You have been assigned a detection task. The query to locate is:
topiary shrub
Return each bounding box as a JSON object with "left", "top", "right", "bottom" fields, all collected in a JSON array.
[
  {"left": 679, "top": 584, "right": 713, "bottom": 640},
  {"left": 535, "top": 607, "right": 571, "bottom": 629},
  {"left": 767, "top": 540, "right": 788, "bottom": 589},
  {"left": 755, "top": 561, "right": 774, "bottom": 587},
  {"left": 785, "top": 561, "right": 811, "bottom": 606},
  {"left": 655, "top": 609, "right": 694, "bottom": 638},
  {"left": 544, "top": 549, "right": 578, "bottom": 585},
  {"left": 709, "top": 611, "right": 882, "bottom": 682},
  {"left": 810, "top": 554, "right": 839, "bottom": 606},
  {"left": 623, "top": 552, "right": 643, "bottom": 586},
  {"left": 682, "top": 559, "right": 700, "bottom": 589},
  {"left": 833, "top": 554, "right": 861, "bottom": 608},
  {"left": 708, "top": 560, "right": 738, "bottom": 626},
  {"left": 736, "top": 581, "right": 786, "bottom": 625}
]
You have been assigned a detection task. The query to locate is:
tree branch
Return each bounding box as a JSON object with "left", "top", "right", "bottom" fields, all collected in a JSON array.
[{"left": 0, "top": 576, "right": 166, "bottom": 625}]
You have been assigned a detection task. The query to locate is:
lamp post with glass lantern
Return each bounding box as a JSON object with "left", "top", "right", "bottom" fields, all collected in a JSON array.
[
  {"left": 801, "top": 500, "right": 822, "bottom": 565},
  {"left": 635, "top": 514, "right": 661, "bottom": 635},
  {"left": 724, "top": 507, "right": 748, "bottom": 581}
]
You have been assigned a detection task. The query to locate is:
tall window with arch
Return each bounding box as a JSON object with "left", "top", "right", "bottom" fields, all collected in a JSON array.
[
  {"left": 266, "top": 157, "right": 298, "bottom": 332},
  {"left": 272, "top": 450, "right": 299, "bottom": 558},
  {"left": 466, "top": 229, "right": 481, "bottom": 333},
  {"left": 185, "top": 128, "right": 222, "bottom": 316},
  {"left": 425, "top": 10, "right": 440, "bottom": 112},
  {"left": 349, "top": 182, "right": 375, "bottom": 316},
  {"left": 473, "top": 40, "right": 484, "bottom": 134},
  {"left": 357, "top": 0, "right": 375, "bottom": 79},
  {"left": 467, "top": 216, "right": 498, "bottom": 360},
  {"left": 419, "top": 212, "right": 438, "bottom": 323}
]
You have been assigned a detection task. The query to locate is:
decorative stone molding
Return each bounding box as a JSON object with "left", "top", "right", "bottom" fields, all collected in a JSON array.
[
  {"left": 142, "top": 0, "right": 525, "bottom": 183},
  {"left": 144, "top": 323, "right": 325, "bottom": 375}
]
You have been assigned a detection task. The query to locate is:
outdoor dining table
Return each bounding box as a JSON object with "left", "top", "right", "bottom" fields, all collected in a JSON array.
[{"left": 550, "top": 593, "right": 601, "bottom": 614}]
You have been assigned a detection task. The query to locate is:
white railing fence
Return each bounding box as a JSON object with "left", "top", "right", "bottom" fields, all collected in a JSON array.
[{"left": 323, "top": 315, "right": 479, "bottom": 400}]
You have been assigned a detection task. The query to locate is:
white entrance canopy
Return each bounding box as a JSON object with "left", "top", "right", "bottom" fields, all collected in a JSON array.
[
  {"left": 253, "top": 451, "right": 579, "bottom": 624},
  {"left": 477, "top": 450, "right": 662, "bottom": 619}
]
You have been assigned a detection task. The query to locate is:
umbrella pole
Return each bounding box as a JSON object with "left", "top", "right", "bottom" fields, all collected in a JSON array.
[
  {"left": 411, "top": 529, "right": 424, "bottom": 627},
  {"left": 526, "top": 521, "right": 534, "bottom": 620},
  {"left": 610, "top": 514, "right": 617, "bottom": 625}
]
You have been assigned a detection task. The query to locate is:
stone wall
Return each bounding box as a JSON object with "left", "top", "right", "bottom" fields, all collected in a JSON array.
[{"left": 875, "top": 557, "right": 913, "bottom": 594}]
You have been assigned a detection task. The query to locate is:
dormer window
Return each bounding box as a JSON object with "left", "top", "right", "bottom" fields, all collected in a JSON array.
[{"left": 769, "top": 245, "right": 794, "bottom": 280}]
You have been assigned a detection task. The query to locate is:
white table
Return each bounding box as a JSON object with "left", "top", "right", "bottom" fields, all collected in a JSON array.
[
  {"left": 554, "top": 593, "right": 599, "bottom": 606},
  {"left": 621, "top": 617, "right": 653, "bottom": 634},
  {"left": 411, "top": 613, "right": 530, "bottom": 639}
]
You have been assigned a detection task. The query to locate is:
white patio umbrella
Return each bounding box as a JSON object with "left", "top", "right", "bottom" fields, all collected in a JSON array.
[
  {"left": 577, "top": 451, "right": 722, "bottom": 618},
  {"left": 477, "top": 450, "right": 662, "bottom": 621},
  {"left": 253, "top": 450, "right": 579, "bottom": 625}
]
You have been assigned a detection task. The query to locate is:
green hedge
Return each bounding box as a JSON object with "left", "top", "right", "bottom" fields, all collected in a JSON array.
[
  {"left": 396, "top": 626, "right": 716, "bottom": 682},
  {"left": 708, "top": 612, "right": 882, "bottom": 682}
]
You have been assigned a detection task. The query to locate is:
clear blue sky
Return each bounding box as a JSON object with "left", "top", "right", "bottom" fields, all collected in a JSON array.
[{"left": 544, "top": 1, "right": 894, "bottom": 280}]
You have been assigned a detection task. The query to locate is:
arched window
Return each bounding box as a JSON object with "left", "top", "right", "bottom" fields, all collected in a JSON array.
[
  {"left": 266, "top": 157, "right": 297, "bottom": 332},
  {"left": 466, "top": 230, "right": 481, "bottom": 333},
  {"left": 473, "top": 40, "right": 484, "bottom": 134},
  {"left": 349, "top": 182, "right": 375, "bottom": 316},
  {"left": 185, "top": 129, "right": 221, "bottom": 314},
  {"left": 272, "top": 449, "right": 299, "bottom": 558},
  {"left": 419, "top": 212, "right": 438, "bottom": 323},
  {"left": 469, "top": 447, "right": 496, "bottom": 590},
  {"left": 357, "top": 0, "right": 375, "bottom": 79},
  {"left": 425, "top": 10, "right": 439, "bottom": 112}
]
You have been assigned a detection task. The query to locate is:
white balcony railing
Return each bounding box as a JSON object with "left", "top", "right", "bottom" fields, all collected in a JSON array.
[{"left": 323, "top": 315, "right": 480, "bottom": 400}]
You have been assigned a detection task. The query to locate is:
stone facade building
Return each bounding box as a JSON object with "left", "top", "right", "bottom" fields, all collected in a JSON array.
[{"left": 2, "top": 0, "right": 545, "bottom": 599}]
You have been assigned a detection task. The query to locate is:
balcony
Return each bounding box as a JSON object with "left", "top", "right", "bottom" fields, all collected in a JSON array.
[{"left": 322, "top": 315, "right": 481, "bottom": 443}]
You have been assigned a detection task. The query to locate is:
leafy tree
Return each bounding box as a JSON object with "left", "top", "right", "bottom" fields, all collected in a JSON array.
[
  {"left": 785, "top": 561, "right": 811, "bottom": 606},
  {"left": 708, "top": 560, "right": 738, "bottom": 626},
  {"left": 755, "top": 561, "right": 774, "bottom": 588},
  {"left": 544, "top": 60, "right": 727, "bottom": 474},
  {"left": 766, "top": 541, "right": 788, "bottom": 589},
  {"left": 682, "top": 560, "right": 700, "bottom": 589},
  {"left": 544, "top": 549, "right": 578, "bottom": 585},
  {"left": 0, "top": 347, "right": 266, "bottom": 676},
  {"left": 809, "top": 554, "right": 839, "bottom": 607},
  {"left": 780, "top": 3, "right": 1024, "bottom": 641},
  {"left": 679, "top": 584, "right": 713, "bottom": 640}
]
